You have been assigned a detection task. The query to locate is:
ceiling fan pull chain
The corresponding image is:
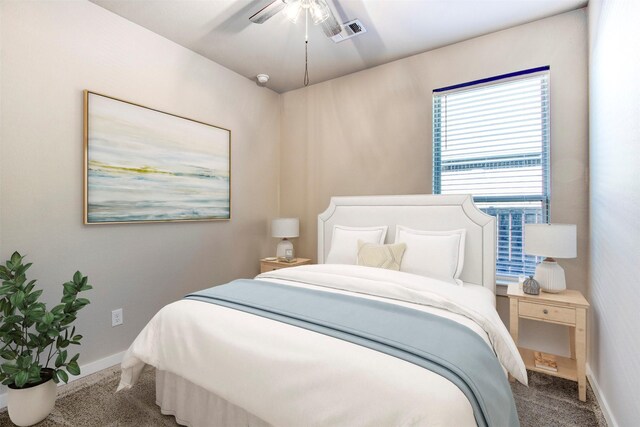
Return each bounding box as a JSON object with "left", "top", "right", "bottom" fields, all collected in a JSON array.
[
  {"left": 304, "top": 8, "right": 310, "bottom": 87},
  {"left": 304, "top": 41, "right": 309, "bottom": 87}
]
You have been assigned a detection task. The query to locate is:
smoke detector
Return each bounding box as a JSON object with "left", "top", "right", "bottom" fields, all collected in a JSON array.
[
  {"left": 330, "top": 19, "right": 367, "bottom": 43},
  {"left": 256, "top": 74, "right": 270, "bottom": 84}
]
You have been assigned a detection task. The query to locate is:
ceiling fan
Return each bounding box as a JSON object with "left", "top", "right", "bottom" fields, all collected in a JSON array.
[{"left": 249, "top": 0, "right": 342, "bottom": 38}]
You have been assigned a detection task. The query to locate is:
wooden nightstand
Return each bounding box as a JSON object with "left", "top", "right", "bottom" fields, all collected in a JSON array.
[
  {"left": 260, "top": 258, "right": 311, "bottom": 273},
  {"left": 507, "top": 284, "right": 590, "bottom": 401}
]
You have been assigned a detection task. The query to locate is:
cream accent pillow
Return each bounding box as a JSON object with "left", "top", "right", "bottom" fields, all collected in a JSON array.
[
  {"left": 357, "top": 240, "right": 407, "bottom": 271},
  {"left": 395, "top": 226, "right": 466, "bottom": 284},
  {"left": 326, "top": 225, "right": 388, "bottom": 265}
]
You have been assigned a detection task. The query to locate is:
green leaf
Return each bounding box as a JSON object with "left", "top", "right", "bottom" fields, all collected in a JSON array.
[
  {"left": 27, "top": 333, "right": 40, "bottom": 347},
  {"left": 2, "top": 363, "right": 18, "bottom": 375},
  {"left": 73, "top": 271, "right": 83, "bottom": 285},
  {"left": 66, "top": 361, "right": 80, "bottom": 376},
  {"left": 0, "top": 350, "right": 17, "bottom": 360},
  {"left": 25, "top": 289, "right": 43, "bottom": 304},
  {"left": 10, "top": 252, "right": 22, "bottom": 267},
  {"left": 24, "top": 279, "right": 37, "bottom": 294},
  {"left": 9, "top": 291, "right": 25, "bottom": 308},
  {"left": 60, "top": 316, "right": 76, "bottom": 326},
  {"left": 3, "top": 314, "right": 22, "bottom": 324},
  {"left": 15, "top": 262, "right": 32, "bottom": 278},
  {"left": 75, "top": 298, "right": 90, "bottom": 306},
  {"left": 43, "top": 312, "right": 54, "bottom": 325},
  {"left": 28, "top": 365, "right": 41, "bottom": 382},
  {"left": 15, "top": 370, "right": 29, "bottom": 388},
  {"left": 56, "top": 369, "right": 68, "bottom": 383},
  {"left": 63, "top": 282, "right": 76, "bottom": 296},
  {"left": 55, "top": 352, "right": 64, "bottom": 368},
  {"left": 14, "top": 274, "right": 26, "bottom": 288}
]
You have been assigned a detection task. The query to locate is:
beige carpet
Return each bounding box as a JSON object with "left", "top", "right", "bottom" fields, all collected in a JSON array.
[{"left": 0, "top": 367, "right": 607, "bottom": 426}]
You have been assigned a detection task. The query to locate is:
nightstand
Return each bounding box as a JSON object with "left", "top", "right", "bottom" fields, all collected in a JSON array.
[
  {"left": 260, "top": 258, "right": 311, "bottom": 273},
  {"left": 507, "top": 284, "right": 590, "bottom": 401}
]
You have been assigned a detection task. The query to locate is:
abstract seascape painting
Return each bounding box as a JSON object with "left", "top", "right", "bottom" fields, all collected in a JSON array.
[{"left": 84, "top": 91, "right": 230, "bottom": 224}]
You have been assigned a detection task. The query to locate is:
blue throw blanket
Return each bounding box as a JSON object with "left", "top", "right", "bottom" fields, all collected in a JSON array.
[{"left": 186, "top": 279, "right": 519, "bottom": 427}]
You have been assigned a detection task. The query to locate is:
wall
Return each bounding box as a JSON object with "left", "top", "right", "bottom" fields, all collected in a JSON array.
[
  {"left": 0, "top": 0, "right": 280, "bottom": 372},
  {"left": 588, "top": 0, "right": 640, "bottom": 425},
  {"left": 281, "top": 10, "right": 588, "bottom": 353}
]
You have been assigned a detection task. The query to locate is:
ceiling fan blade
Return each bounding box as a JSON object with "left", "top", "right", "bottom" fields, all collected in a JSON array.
[
  {"left": 249, "top": 0, "right": 287, "bottom": 24},
  {"left": 321, "top": 11, "right": 342, "bottom": 37}
]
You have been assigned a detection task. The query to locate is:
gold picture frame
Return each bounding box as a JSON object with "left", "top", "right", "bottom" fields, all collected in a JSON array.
[{"left": 83, "top": 91, "right": 231, "bottom": 224}]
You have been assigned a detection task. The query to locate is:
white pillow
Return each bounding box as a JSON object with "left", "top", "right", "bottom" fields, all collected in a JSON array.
[
  {"left": 395, "top": 226, "right": 466, "bottom": 284},
  {"left": 326, "top": 225, "right": 388, "bottom": 265}
]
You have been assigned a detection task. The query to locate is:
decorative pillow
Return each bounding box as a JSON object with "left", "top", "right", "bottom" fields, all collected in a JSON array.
[
  {"left": 394, "top": 226, "right": 466, "bottom": 284},
  {"left": 326, "top": 225, "right": 388, "bottom": 265},
  {"left": 357, "top": 240, "right": 407, "bottom": 271}
]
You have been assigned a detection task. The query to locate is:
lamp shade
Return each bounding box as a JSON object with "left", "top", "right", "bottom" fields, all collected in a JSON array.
[
  {"left": 524, "top": 224, "right": 577, "bottom": 259},
  {"left": 272, "top": 218, "right": 299, "bottom": 238}
]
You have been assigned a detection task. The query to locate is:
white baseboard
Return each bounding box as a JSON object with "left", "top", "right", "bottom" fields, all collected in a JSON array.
[
  {"left": 0, "top": 350, "right": 125, "bottom": 410},
  {"left": 587, "top": 363, "right": 619, "bottom": 427}
]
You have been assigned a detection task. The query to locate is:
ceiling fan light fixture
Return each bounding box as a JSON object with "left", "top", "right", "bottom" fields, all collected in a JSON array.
[
  {"left": 249, "top": 0, "right": 342, "bottom": 88},
  {"left": 283, "top": 0, "right": 302, "bottom": 23},
  {"left": 309, "top": 0, "right": 331, "bottom": 25}
]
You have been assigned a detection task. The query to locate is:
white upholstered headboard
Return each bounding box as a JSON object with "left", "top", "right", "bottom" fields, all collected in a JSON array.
[{"left": 317, "top": 194, "right": 496, "bottom": 293}]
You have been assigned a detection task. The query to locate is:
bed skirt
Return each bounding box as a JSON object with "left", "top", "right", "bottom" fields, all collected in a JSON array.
[{"left": 155, "top": 370, "right": 272, "bottom": 427}]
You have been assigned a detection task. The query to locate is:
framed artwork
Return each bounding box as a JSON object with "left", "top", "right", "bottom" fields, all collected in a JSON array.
[{"left": 83, "top": 91, "right": 231, "bottom": 224}]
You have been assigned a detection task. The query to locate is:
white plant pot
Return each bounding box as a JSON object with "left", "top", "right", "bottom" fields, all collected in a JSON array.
[{"left": 7, "top": 372, "right": 57, "bottom": 427}]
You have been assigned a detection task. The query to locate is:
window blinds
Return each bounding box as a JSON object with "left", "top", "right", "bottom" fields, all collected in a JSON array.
[{"left": 433, "top": 67, "right": 550, "bottom": 278}]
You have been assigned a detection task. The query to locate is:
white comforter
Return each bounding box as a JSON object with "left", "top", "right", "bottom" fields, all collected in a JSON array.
[{"left": 118, "top": 265, "right": 526, "bottom": 427}]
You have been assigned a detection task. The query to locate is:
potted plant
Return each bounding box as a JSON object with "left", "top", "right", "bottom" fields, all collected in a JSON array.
[{"left": 0, "top": 252, "right": 92, "bottom": 426}]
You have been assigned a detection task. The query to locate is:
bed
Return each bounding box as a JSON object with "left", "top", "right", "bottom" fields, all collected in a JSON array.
[{"left": 118, "top": 194, "right": 527, "bottom": 427}]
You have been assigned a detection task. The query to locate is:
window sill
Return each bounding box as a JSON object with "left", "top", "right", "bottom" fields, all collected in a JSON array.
[{"left": 496, "top": 278, "right": 518, "bottom": 297}]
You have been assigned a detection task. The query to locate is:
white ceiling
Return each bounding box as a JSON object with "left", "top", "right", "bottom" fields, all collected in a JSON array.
[{"left": 91, "top": 0, "right": 587, "bottom": 93}]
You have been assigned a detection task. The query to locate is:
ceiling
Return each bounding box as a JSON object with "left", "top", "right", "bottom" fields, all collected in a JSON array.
[{"left": 91, "top": 0, "right": 587, "bottom": 93}]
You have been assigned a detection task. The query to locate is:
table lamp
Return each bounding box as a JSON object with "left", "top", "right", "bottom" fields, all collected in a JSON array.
[
  {"left": 272, "top": 218, "right": 299, "bottom": 260},
  {"left": 524, "top": 223, "right": 577, "bottom": 293}
]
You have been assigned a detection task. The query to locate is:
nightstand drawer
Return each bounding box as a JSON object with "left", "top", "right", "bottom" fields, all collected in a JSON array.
[
  {"left": 260, "top": 258, "right": 311, "bottom": 274},
  {"left": 519, "top": 301, "right": 575, "bottom": 324},
  {"left": 261, "top": 265, "right": 283, "bottom": 273}
]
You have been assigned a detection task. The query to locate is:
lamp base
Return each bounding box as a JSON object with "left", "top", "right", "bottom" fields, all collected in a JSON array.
[
  {"left": 276, "top": 239, "right": 294, "bottom": 260},
  {"left": 534, "top": 260, "right": 566, "bottom": 293}
]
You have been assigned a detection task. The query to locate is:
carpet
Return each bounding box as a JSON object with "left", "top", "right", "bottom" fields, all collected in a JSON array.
[{"left": 0, "top": 367, "right": 607, "bottom": 426}]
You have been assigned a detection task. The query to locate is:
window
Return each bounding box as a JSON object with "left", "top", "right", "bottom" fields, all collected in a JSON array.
[{"left": 432, "top": 67, "right": 550, "bottom": 279}]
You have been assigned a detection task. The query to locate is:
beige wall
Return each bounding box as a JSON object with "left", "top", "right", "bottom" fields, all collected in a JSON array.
[
  {"left": 281, "top": 9, "right": 588, "bottom": 353},
  {"left": 0, "top": 0, "right": 280, "bottom": 372},
  {"left": 589, "top": 1, "right": 640, "bottom": 425}
]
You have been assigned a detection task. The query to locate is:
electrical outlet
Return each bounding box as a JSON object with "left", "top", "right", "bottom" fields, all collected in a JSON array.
[{"left": 112, "top": 308, "right": 123, "bottom": 327}]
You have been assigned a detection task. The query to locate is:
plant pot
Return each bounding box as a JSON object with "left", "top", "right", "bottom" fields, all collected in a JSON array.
[{"left": 7, "top": 369, "right": 57, "bottom": 427}]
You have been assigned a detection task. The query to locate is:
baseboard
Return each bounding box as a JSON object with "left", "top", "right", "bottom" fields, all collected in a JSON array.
[
  {"left": 587, "top": 363, "right": 619, "bottom": 427},
  {"left": 0, "top": 350, "right": 125, "bottom": 410}
]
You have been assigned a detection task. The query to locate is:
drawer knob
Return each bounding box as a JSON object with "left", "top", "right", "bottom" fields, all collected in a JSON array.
[{"left": 543, "top": 309, "right": 549, "bottom": 315}]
